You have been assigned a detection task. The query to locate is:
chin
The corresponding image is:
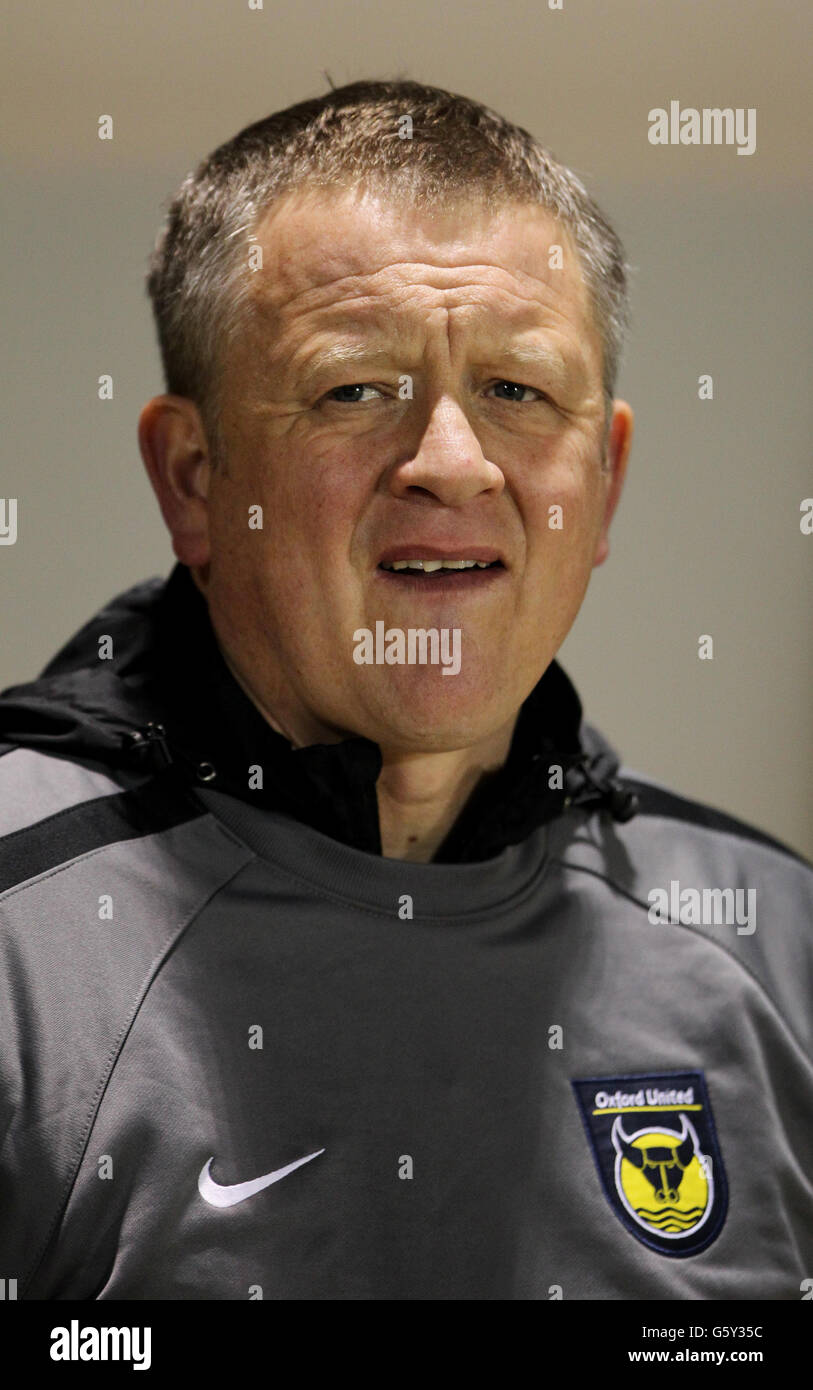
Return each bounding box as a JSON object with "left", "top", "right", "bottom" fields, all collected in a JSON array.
[{"left": 363, "top": 677, "right": 511, "bottom": 749}]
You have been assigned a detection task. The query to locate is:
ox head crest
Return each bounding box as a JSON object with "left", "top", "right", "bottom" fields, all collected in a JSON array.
[{"left": 611, "top": 1114, "right": 699, "bottom": 1204}]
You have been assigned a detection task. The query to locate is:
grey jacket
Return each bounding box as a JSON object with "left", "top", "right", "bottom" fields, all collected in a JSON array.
[{"left": 0, "top": 575, "right": 811, "bottom": 1300}]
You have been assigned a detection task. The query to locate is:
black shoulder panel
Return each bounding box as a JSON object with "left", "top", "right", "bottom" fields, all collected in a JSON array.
[
  {"left": 0, "top": 769, "right": 206, "bottom": 894},
  {"left": 619, "top": 777, "right": 811, "bottom": 869}
]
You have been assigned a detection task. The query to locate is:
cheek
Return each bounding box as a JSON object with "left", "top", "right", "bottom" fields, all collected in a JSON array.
[
  {"left": 212, "top": 438, "right": 342, "bottom": 558},
  {"left": 228, "top": 456, "right": 370, "bottom": 621},
  {"left": 529, "top": 455, "right": 604, "bottom": 560},
  {"left": 518, "top": 461, "right": 605, "bottom": 640}
]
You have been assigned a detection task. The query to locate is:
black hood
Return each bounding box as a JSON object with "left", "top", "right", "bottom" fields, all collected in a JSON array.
[
  {"left": 0, "top": 568, "right": 637, "bottom": 859},
  {"left": 0, "top": 578, "right": 171, "bottom": 766}
]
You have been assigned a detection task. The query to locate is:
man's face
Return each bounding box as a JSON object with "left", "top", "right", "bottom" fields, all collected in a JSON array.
[{"left": 197, "top": 185, "right": 626, "bottom": 754}]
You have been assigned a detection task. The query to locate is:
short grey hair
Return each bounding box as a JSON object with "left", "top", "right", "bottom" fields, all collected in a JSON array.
[{"left": 146, "top": 78, "right": 632, "bottom": 457}]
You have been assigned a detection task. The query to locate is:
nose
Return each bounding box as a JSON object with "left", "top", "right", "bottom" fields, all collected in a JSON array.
[{"left": 387, "top": 394, "right": 505, "bottom": 507}]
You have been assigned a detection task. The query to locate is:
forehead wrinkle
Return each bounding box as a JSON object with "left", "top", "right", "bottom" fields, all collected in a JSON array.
[
  {"left": 270, "top": 312, "right": 590, "bottom": 396},
  {"left": 248, "top": 231, "right": 598, "bottom": 390},
  {"left": 253, "top": 249, "right": 584, "bottom": 323},
  {"left": 264, "top": 280, "right": 587, "bottom": 371}
]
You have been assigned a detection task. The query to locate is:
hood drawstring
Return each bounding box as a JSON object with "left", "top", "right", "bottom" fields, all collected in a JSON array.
[
  {"left": 122, "top": 722, "right": 173, "bottom": 769},
  {"left": 123, "top": 723, "right": 220, "bottom": 786},
  {"left": 564, "top": 752, "right": 640, "bottom": 824}
]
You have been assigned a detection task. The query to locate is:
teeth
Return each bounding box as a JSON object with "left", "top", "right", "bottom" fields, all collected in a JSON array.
[{"left": 385, "top": 559, "right": 488, "bottom": 572}]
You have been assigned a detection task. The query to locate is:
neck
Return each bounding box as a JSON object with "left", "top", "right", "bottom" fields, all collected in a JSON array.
[
  {"left": 217, "top": 642, "right": 516, "bottom": 862},
  {"left": 374, "top": 726, "right": 516, "bottom": 861}
]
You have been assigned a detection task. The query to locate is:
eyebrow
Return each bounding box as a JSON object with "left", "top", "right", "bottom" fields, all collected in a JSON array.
[
  {"left": 489, "top": 344, "right": 571, "bottom": 389},
  {"left": 295, "top": 343, "right": 397, "bottom": 381},
  {"left": 292, "top": 337, "right": 574, "bottom": 389}
]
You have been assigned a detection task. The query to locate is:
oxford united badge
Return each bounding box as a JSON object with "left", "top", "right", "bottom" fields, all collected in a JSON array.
[{"left": 571, "top": 1071, "right": 728, "bottom": 1257}]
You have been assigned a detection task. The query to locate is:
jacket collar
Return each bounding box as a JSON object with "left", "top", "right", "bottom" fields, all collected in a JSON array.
[
  {"left": 150, "top": 564, "right": 590, "bottom": 861},
  {"left": 0, "top": 564, "right": 635, "bottom": 862}
]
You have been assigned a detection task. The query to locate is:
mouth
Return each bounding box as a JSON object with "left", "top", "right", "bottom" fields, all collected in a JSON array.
[{"left": 375, "top": 555, "right": 506, "bottom": 592}]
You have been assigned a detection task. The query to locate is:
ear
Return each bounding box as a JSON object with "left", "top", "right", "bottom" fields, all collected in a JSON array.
[
  {"left": 138, "top": 395, "right": 212, "bottom": 568},
  {"left": 593, "top": 399, "right": 633, "bottom": 568}
]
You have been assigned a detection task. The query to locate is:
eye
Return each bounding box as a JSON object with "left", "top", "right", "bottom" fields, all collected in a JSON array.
[
  {"left": 324, "top": 383, "right": 383, "bottom": 404},
  {"left": 487, "top": 380, "right": 547, "bottom": 403}
]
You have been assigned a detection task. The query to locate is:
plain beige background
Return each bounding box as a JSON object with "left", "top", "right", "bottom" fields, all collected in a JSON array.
[{"left": 2, "top": 0, "right": 811, "bottom": 855}]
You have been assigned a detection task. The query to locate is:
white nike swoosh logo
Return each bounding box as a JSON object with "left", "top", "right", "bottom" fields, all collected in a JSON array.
[{"left": 198, "top": 1149, "right": 325, "bottom": 1208}]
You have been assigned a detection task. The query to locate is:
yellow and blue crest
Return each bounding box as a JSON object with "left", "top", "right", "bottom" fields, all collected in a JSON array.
[{"left": 572, "top": 1070, "right": 728, "bottom": 1257}]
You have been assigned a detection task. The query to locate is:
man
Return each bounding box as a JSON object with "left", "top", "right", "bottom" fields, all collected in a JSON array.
[{"left": 1, "top": 80, "right": 811, "bottom": 1301}]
